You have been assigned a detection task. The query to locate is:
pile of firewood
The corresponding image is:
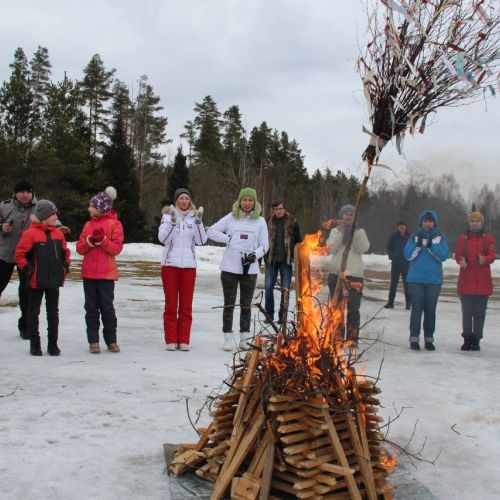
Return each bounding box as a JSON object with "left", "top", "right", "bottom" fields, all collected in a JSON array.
[{"left": 168, "top": 347, "right": 394, "bottom": 499}]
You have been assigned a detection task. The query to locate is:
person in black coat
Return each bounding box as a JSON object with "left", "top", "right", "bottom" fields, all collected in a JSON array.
[{"left": 385, "top": 220, "right": 410, "bottom": 309}]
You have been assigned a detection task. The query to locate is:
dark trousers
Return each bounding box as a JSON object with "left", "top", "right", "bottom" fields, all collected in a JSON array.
[
  {"left": 27, "top": 288, "right": 59, "bottom": 346},
  {"left": 0, "top": 260, "right": 28, "bottom": 333},
  {"left": 264, "top": 261, "right": 293, "bottom": 321},
  {"left": 408, "top": 283, "right": 441, "bottom": 342},
  {"left": 220, "top": 271, "right": 257, "bottom": 333},
  {"left": 327, "top": 274, "right": 363, "bottom": 341},
  {"left": 460, "top": 295, "right": 488, "bottom": 340},
  {"left": 83, "top": 279, "right": 117, "bottom": 344},
  {"left": 388, "top": 263, "right": 409, "bottom": 304}
]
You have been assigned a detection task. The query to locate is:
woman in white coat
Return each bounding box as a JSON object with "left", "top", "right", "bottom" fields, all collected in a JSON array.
[
  {"left": 158, "top": 188, "right": 207, "bottom": 351},
  {"left": 207, "top": 188, "right": 269, "bottom": 351}
]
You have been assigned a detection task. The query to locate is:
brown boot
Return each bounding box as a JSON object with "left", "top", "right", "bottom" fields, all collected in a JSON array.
[
  {"left": 89, "top": 343, "right": 101, "bottom": 354},
  {"left": 107, "top": 342, "right": 120, "bottom": 353}
]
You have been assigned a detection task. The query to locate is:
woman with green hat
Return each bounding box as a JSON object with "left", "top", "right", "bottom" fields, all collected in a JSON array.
[{"left": 207, "top": 188, "right": 269, "bottom": 351}]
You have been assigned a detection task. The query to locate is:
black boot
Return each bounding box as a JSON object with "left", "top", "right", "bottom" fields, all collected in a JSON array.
[
  {"left": 384, "top": 302, "right": 394, "bottom": 309},
  {"left": 470, "top": 339, "right": 480, "bottom": 351},
  {"left": 48, "top": 341, "right": 61, "bottom": 356},
  {"left": 424, "top": 341, "right": 436, "bottom": 351},
  {"left": 405, "top": 302, "right": 411, "bottom": 310},
  {"left": 461, "top": 337, "right": 472, "bottom": 351},
  {"left": 410, "top": 342, "right": 420, "bottom": 351},
  {"left": 30, "top": 339, "right": 42, "bottom": 356}
]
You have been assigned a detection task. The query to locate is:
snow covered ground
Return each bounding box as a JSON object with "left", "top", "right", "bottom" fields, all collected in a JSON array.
[{"left": 1, "top": 244, "right": 500, "bottom": 500}]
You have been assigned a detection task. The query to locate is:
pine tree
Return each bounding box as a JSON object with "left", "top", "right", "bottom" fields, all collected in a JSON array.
[
  {"left": 167, "top": 146, "right": 189, "bottom": 204},
  {"left": 192, "top": 95, "right": 222, "bottom": 165},
  {"left": 180, "top": 120, "right": 195, "bottom": 167},
  {"left": 131, "top": 75, "right": 169, "bottom": 211},
  {"left": 0, "top": 47, "right": 32, "bottom": 147},
  {"left": 111, "top": 80, "right": 133, "bottom": 141},
  {"left": 222, "top": 105, "right": 247, "bottom": 188},
  {"left": 102, "top": 117, "right": 146, "bottom": 242},
  {"left": 29, "top": 46, "right": 51, "bottom": 145},
  {"left": 81, "top": 54, "right": 116, "bottom": 165}
]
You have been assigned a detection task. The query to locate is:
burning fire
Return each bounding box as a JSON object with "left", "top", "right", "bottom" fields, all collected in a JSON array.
[
  {"left": 380, "top": 454, "right": 397, "bottom": 470},
  {"left": 267, "top": 229, "right": 356, "bottom": 391}
]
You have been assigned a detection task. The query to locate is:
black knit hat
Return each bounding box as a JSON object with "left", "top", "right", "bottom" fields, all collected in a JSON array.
[
  {"left": 14, "top": 180, "right": 33, "bottom": 193},
  {"left": 174, "top": 188, "right": 191, "bottom": 202},
  {"left": 396, "top": 220, "right": 406, "bottom": 226}
]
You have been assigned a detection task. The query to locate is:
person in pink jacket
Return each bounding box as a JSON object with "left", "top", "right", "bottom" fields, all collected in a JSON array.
[
  {"left": 76, "top": 187, "right": 124, "bottom": 354},
  {"left": 158, "top": 188, "right": 207, "bottom": 351}
]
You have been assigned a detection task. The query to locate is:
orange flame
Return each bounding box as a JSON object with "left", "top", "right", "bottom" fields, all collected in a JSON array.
[{"left": 380, "top": 454, "right": 397, "bottom": 469}]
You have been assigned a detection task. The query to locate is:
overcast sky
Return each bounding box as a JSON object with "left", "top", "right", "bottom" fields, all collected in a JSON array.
[{"left": 1, "top": 0, "right": 498, "bottom": 197}]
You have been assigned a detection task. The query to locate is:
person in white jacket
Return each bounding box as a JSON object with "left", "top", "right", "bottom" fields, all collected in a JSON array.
[
  {"left": 326, "top": 204, "right": 370, "bottom": 344},
  {"left": 207, "top": 187, "right": 269, "bottom": 351},
  {"left": 158, "top": 188, "right": 207, "bottom": 351}
]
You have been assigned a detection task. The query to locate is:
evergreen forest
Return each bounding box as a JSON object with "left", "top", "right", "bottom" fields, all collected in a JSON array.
[{"left": 1, "top": 47, "right": 498, "bottom": 252}]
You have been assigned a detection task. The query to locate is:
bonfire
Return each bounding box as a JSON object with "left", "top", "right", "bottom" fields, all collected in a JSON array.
[{"left": 167, "top": 232, "right": 395, "bottom": 499}]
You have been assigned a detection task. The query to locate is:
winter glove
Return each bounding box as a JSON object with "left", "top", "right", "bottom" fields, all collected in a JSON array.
[
  {"left": 92, "top": 228, "right": 105, "bottom": 245},
  {"left": 169, "top": 205, "right": 177, "bottom": 225},
  {"left": 86, "top": 235, "right": 96, "bottom": 247},
  {"left": 415, "top": 235, "right": 423, "bottom": 248},
  {"left": 426, "top": 236, "right": 433, "bottom": 249},
  {"left": 243, "top": 252, "right": 256, "bottom": 265},
  {"left": 22, "top": 263, "right": 35, "bottom": 277},
  {"left": 194, "top": 206, "right": 204, "bottom": 225},
  {"left": 241, "top": 253, "right": 256, "bottom": 276}
]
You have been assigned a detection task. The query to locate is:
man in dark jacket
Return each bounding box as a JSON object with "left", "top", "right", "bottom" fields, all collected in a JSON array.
[
  {"left": 385, "top": 220, "right": 410, "bottom": 309},
  {"left": 0, "top": 180, "right": 37, "bottom": 337},
  {"left": 264, "top": 200, "right": 302, "bottom": 324}
]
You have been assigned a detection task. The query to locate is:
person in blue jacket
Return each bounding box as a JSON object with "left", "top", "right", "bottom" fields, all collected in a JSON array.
[{"left": 404, "top": 210, "right": 449, "bottom": 351}]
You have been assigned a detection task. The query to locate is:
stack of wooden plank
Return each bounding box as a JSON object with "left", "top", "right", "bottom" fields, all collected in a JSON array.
[{"left": 168, "top": 346, "right": 394, "bottom": 499}]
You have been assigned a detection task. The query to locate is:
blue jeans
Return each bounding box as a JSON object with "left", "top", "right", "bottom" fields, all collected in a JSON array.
[
  {"left": 408, "top": 283, "right": 441, "bottom": 343},
  {"left": 265, "top": 262, "right": 293, "bottom": 321}
]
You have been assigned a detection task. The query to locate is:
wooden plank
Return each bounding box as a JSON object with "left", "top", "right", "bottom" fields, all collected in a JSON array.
[
  {"left": 231, "top": 472, "right": 261, "bottom": 500},
  {"left": 319, "top": 462, "right": 356, "bottom": 476},
  {"left": 258, "top": 438, "right": 275, "bottom": 500},
  {"left": 321, "top": 408, "right": 362, "bottom": 500},
  {"left": 279, "top": 428, "right": 324, "bottom": 444},
  {"left": 232, "top": 349, "right": 260, "bottom": 438},
  {"left": 211, "top": 409, "right": 265, "bottom": 500}
]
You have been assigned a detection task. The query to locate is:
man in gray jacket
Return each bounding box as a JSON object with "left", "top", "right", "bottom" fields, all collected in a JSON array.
[{"left": 0, "top": 180, "right": 37, "bottom": 338}]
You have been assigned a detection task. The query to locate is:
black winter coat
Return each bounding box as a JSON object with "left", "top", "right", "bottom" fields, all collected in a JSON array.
[{"left": 386, "top": 231, "right": 410, "bottom": 269}]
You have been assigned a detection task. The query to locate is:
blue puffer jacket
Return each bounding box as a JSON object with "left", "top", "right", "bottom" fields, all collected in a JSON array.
[{"left": 404, "top": 210, "right": 449, "bottom": 285}]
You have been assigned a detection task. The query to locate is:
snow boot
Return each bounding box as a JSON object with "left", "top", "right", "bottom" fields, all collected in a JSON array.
[
  {"left": 89, "top": 342, "right": 101, "bottom": 354},
  {"left": 30, "top": 339, "right": 42, "bottom": 356},
  {"left": 179, "top": 343, "right": 190, "bottom": 351},
  {"left": 424, "top": 341, "right": 436, "bottom": 351},
  {"left": 107, "top": 343, "right": 120, "bottom": 353},
  {"left": 48, "top": 341, "right": 61, "bottom": 356},
  {"left": 166, "top": 343, "right": 177, "bottom": 351},
  {"left": 461, "top": 337, "right": 472, "bottom": 351},
  {"left": 410, "top": 342, "right": 420, "bottom": 351},
  {"left": 384, "top": 302, "right": 394, "bottom": 309},
  {"left": 239, "top": 332, "right": 251, "bottom": 351},
  {"left": 405, "top": 302, "right": 411, "bottom": 310},
  {"left": 223, "top": 332, "right": 233, "bottom": 352},
  {"left": 470, "top": 339, "right": 480, "bottom": 351}
]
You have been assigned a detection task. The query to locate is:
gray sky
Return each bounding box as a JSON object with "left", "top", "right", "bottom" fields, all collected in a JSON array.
[{"left": 1, "top": 0, "right": 498, "bottom": 196}]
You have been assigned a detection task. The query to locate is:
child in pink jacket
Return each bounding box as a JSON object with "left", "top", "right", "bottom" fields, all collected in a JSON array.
[{"left": 76, "top": 187, "right": 124, "bottom": 354}]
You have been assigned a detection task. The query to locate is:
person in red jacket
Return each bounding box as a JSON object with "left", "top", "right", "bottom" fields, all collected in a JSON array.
[
  {"left": 455, "top": 211, "right": 496, "bottom": 351},
  {"left": 15, "top": 200, "right": 70, "bottom": 356},
  {"left": 76, "top": 187, "right": 124, "bottom": 354}
]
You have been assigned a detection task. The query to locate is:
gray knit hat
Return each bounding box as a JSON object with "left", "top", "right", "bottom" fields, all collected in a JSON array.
[
  {"left": 174, "top": 188, "right": 191, "bottom": 202},
  {"left": 33, "top": 200, "right": 58, "bottom": 221},
  {"left": 338, "top": 204, "right": 356, "bottom": 218}
]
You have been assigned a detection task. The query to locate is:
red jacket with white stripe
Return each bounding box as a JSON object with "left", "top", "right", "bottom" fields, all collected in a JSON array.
[
  {"left": 76, "top": 211, "right": 124, "bottom": 280},
  {"left": 158, "top": 209, "right": 207, "bottom": 268}
]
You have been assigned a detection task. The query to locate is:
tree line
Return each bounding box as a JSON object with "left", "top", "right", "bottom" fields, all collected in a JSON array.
[{"left": 1, "top": 46, "right": 497, "bottom": 252}]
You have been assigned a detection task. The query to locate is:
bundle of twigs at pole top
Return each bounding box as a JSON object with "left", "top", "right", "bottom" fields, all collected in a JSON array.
[{"left": 358, "top": 0, "right": 500, "bottom": 167}]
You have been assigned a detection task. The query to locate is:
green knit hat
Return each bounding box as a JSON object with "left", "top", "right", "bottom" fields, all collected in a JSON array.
[
  {"left": 237, "top": 187, "right": 257, "bottom": 204},
  {"left": 232, "top": 187, "right": 262, "bottom": 219}
]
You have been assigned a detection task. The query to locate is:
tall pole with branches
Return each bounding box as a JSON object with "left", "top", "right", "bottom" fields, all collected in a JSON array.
[{"left": 335, "top": 0, "right": 500, "bottom": 301}]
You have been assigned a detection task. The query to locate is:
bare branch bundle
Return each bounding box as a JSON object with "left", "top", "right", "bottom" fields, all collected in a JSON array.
[{"left": 359, "top": 0, "right": 500, "bottom": 164}]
